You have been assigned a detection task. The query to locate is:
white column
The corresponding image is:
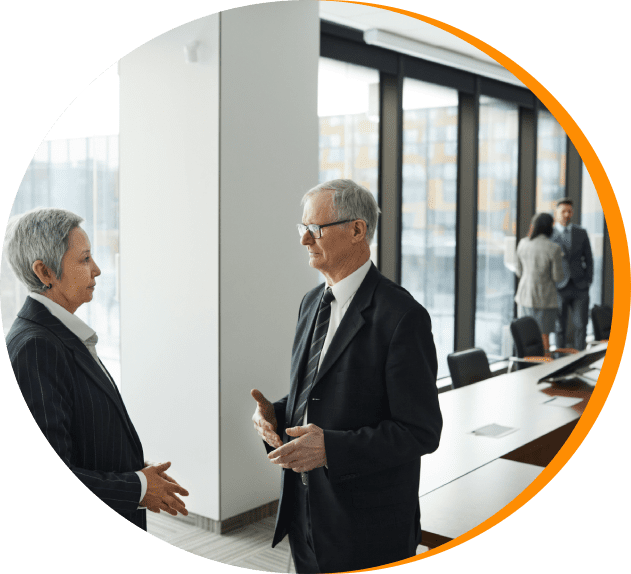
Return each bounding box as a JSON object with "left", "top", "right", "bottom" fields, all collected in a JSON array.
[
  {"left": 218, "top": 1, "right": 319, "bottom": 520},
  {"left": 119, "top": 1, "right": 319, "bottom": 521}
]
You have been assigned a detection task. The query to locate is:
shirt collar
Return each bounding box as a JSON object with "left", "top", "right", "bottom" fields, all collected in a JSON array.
[
  {"left": 555, "top": 222, "right": 572, "bottom": 233},
  {"left": 28, "top": 293, "right": 95, "bottom": 342},
  {"left": 327, "top": 259, "right": 372, "bottom": 309}
]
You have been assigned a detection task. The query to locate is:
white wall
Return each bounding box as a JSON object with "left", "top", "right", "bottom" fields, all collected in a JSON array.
[
  {"left": 119, "top": 15, "right": 221, "bottom": 519},
  {"left": 219, "top": 1, "right": 319, "bottom": 519},
  {"left": 118, "top": 1, "right": 319, "bottom": 521}
]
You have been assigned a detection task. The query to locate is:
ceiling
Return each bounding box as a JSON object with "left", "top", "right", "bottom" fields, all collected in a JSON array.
[{"left": 318, "top": 1, "right": 497, "bottom": 64}]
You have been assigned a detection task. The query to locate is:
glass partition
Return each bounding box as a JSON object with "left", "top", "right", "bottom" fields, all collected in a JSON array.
[
  {"left": 318, "top": 57, "right": 380, "bottom": 264},
  {"left": 0, "top": 67, "right": 121, "bottom": 383},
  {"left": 401, "top": 78, "right": 458, "bottom": 379},
  {"left": 536, "top": 108, "right": 567, "bottom": 212},
  {"left": 581, "top": 164, "right": 605, "bottom": 317},
  {"left": 475, "top": 96, "right": 519, "bottom": 358}
]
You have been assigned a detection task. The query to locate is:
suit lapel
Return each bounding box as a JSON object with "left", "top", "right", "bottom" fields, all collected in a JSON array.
[
  {"left": 571, "top": 225, "right": 579, "bottom": 254},
  {"left": 18, "top": 298, "right": 142, "bottom": 454},
  {"left": 312, "top": 264, "right": 380, "bottom": 387},
  {"left": 287, "top": 265, "right": 382, "bottom": 424}
]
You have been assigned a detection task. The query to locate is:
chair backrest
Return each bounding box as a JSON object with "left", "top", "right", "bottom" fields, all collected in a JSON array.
[
  {"left": 447, "top": 348, "right": 492, "bottom": 389},
  {"left": 591, "top": 305, "right": 613, "bottom": 341},
  {"left": 510, "top": 316, "right": 544, "bottom": 358}
]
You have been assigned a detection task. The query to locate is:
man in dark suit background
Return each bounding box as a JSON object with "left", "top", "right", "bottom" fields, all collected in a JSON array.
[
  {"left": 5, "top": 208, "right": 189, "bottom": 529},
  {"left": 251, "top": 179, "right": 442, "bottom": 573},
  {"left": 551, "top": 198, "right": 594, "bottom": 350}
]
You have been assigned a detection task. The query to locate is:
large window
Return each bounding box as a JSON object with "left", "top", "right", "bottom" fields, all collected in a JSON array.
[
  {"left": 318, "top": 57, "right": 380, "bottom": 263},
  {"left": 581, "top": 164, "right": 605, "bottom": 314},
  {"left": 318, "top": 25, "right": 611, "bottom": 380},
  {"left": 401, "top": 78, "right": 458, "bottom": 379},
  {"left": 475, "top": 97, "right": 519, "bottom": 358},
  {"left": 536, "top": 108, "right": 566, "bottom": 212},
  {"left": 0, "top": 67, "right": 121, "bottom": 383}
]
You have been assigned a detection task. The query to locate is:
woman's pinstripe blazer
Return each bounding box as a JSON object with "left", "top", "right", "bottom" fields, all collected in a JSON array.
[{"left": 6, "top": 297, "right": 146, "bottom": 529}]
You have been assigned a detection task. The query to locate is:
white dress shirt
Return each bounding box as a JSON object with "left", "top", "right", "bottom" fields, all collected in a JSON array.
[
  {"left": 303, "top": 259, "right": 372, "bottom": 426},
  {"left": 318, "top": 259, "right": 372, "bottom": 369},
  {"left": 28, "top": 293, "right": 147, "bottom": 504},
  {"left": 554, "top": 222, "right": 573, "bottom": 234}
]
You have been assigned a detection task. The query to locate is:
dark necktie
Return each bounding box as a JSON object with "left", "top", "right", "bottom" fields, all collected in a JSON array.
[{"left": 290, "top": 287, "right": 335, "bottom": 428}]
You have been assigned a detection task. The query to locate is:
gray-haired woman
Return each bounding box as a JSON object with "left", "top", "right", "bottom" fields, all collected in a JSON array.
[{"left": 4, "top": 208, "right": 188, "bottom": 528}]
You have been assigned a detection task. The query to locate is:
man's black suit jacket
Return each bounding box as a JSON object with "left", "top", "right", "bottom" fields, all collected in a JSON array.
[
  {"left": 551, "top": 225, "right": 593, "bottom": 290},
  {"left": 271, "top": 264, "right": 442, "bottom": 572},
  {"left": 6, "top": 297, "right": 146, "bottom": 529}
]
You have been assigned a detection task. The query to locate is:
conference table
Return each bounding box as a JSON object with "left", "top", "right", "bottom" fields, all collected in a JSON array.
[{"left": 419, "top": 343, "right": 606, "bottom": 548}]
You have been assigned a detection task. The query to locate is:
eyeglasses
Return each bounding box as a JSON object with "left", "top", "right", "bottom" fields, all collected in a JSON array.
[{"left": 296, "top": 220, "right": 351, "bottom": 239}]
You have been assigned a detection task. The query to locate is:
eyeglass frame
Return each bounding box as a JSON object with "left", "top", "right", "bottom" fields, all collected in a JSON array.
[{"left": 296, "top": 220, "right": 352, "bottom": 239}]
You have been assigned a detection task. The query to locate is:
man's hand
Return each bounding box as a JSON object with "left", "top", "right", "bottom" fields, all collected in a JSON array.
[
  {"left": 268, "top": 424, "right": 326, "bottom": 472},
  {"left": 251, "top": 389, "right": 283, "bottom": 449},
  {"left": 140, "top": 462, "right": 189, "bottom": 516}
]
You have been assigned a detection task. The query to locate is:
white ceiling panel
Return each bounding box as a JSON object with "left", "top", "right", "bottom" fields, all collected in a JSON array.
[{"left": 320, "top": 2, "right": 497, "bottom": 65}]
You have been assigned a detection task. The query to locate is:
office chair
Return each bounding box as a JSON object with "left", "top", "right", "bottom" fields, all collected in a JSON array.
[
  {"left": 509, "top": 316, "right": 577, "bottom": 372},
  {"left": 447, "top": 348, "right": 492, "bottom": 390},
  {"left": 591, "top": 304, "right": 612, "bottom": 342}
]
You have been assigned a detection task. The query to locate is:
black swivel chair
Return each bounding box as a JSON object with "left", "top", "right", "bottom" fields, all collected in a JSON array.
[
  {"left": 509, "top": 316, "right": 577, "bottom": 371},
  {"left": 510, "top": 316, "right": 546, "bottom": 358},
  {"left": 591, "top": 304, "right": 612, "bottom": 341},
  {"left": 447, "top": 348, "right": 492, "bottom": 390}
]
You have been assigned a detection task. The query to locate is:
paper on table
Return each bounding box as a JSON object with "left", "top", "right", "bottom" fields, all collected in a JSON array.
[
  {"left": 471, "top": 423, "right": 518, "bottom": 438},
  {"left": 543, "top": 396, "right": 583, "bottom": 408}
]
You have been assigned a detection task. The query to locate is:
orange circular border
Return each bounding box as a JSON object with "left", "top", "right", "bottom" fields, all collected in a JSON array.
[{"left": 332, "top": 0, "right": 631, "bottom": 570}]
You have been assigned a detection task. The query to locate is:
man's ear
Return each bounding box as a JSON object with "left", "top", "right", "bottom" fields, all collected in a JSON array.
[
  {"left": 351, "top": 220, "right": 367, "bottom": 243},
  {"left": 32, "top": 260, "right": 55, "bottom": 287}
]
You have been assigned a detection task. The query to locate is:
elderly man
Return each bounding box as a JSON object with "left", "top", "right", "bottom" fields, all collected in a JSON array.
[
  {"left": 251, "top": 179, "right": 442, "bottom": 573},
  {"left": 550, "top": 198, "right": 594, "bottom": 350},
  {"left": 5, "top": 208, "right": 189, "bottom": 529}
]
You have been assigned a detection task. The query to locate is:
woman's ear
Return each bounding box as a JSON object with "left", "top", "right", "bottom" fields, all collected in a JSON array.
[{"left": 32, "top": 260, "right": 55, "bottom": 288}]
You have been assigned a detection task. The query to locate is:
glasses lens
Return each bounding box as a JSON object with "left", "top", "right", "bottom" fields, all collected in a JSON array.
[
  {"left": 297, "top": 224, "right": 307, "bottom": 237},
  {"left": 309, "top": 225, "right": 321, "bottom": 239}
]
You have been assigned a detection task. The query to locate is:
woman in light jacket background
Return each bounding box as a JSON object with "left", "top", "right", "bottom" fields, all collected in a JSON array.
[{"left": 515, "top": 212, "right": 564, "bottom": 352}]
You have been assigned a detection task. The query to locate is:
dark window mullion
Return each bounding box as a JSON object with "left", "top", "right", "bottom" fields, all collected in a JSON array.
[
  {"left": 454, "top": 83, "right": 480, "bottom": 351},
  {"left": 378, "top": 67, "right": 403, "bottom": 283}
]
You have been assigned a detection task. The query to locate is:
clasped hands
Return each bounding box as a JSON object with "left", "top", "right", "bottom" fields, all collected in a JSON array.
[
  {"left": 140, "top": 461, "right": 189, "bottom": 516},
  {"left": 251, "top": 389, "right": 327, "bottom": 472}
]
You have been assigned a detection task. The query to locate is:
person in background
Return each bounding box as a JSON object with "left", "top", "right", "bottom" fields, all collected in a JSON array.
[
  {"left": 515, "top": 212, "right": 564, "bottom": 352},
  {"left": 5, "top": 208, "right": 189, "bottom": 530},
  {"left": 550, "top": 197, "right": 594, "bottom": 350},
  {"left": 251, "top": 179, "right": 442, "bottom": 573}
]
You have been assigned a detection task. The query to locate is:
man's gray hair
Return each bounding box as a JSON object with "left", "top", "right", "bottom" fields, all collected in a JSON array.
[
  {"left": 4, "top": 207, "right": 84, "bottom": 293},
  {"left": 302, "top": 179, "right": 381, "bottom": 243}
]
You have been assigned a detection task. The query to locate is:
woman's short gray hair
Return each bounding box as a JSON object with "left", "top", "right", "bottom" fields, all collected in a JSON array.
[
  {"left": 4, "top": 207, "right": 84, "bottom": 293},
  {"left": 302, "top": 179, "right": 381, "bottom": 243}
]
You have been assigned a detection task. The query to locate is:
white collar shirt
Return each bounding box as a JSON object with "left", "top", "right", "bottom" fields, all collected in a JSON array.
[
  {"left": 554, "top": 222, "right": 573, "bottom": 234},
  {"left": 318, "top": 258, "right": 372, "bottom": 369},
  {"left": 29, "top": 292, "right": 95, "bottom": 342}
]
